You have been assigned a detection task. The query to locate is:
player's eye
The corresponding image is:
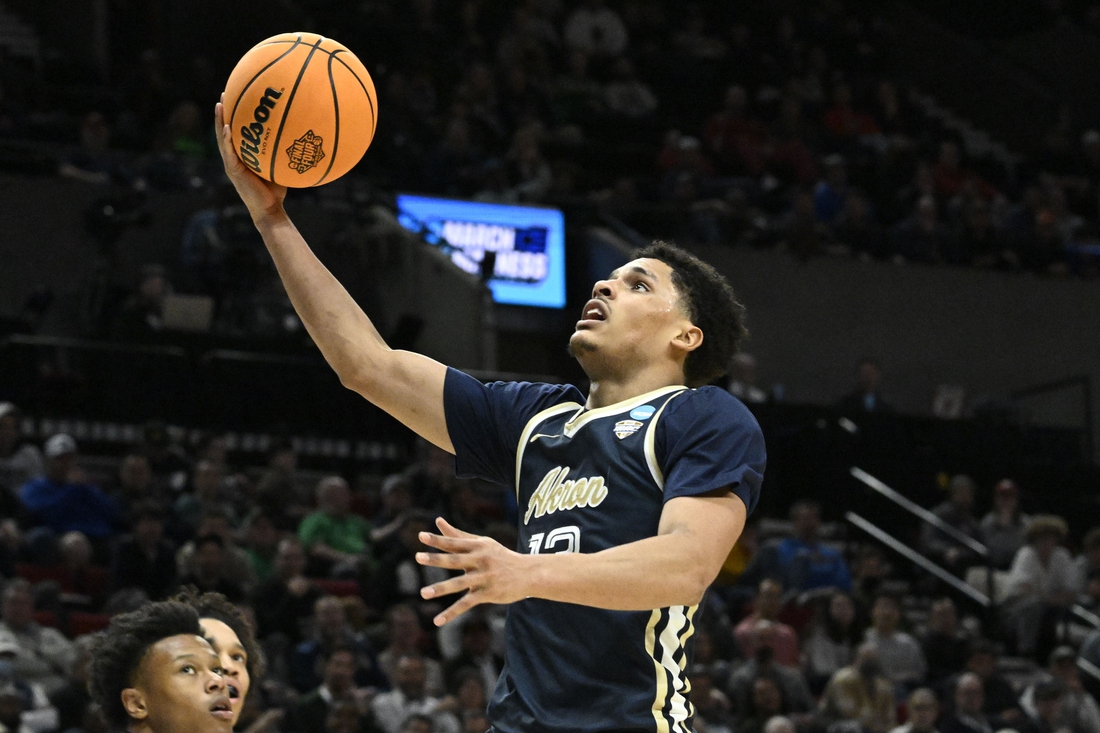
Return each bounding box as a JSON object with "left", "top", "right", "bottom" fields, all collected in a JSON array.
[
  {"left": 632, "top": 281, "right": 649, "bottom": 291},
  {"left": 232, "top": 653, "right": 246, "bottom": 663},
  {"left": 180, "top": 665, "right": 196, "bottom": 674}
]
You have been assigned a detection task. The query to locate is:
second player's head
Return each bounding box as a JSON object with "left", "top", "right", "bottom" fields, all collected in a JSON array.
[
  {"left": 570, "top": 241, "right": 746, "bottom": 387},
  {"left": 89, "top": 600, "right": 233, "bottom": 733}
]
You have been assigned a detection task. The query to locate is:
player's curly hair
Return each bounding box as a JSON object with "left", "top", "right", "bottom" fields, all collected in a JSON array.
[
  {"left": 88, "top": 599, "right": 203, "bottom": 729},
  {"left": 173, "top": 585, "right": 266, "bottom": 679},
  {"left": 636, "top": 241, "right": 747, "bottom": 387}
]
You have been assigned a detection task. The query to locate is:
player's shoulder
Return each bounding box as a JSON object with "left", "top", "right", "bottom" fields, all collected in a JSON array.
[{"left": 662, "top": 384, "right": 762, "bottom": 431}]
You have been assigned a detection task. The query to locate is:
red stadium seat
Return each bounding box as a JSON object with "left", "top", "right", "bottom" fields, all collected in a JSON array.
[
  {"left": 32, "top": 610, "right": 59, "bottom": 629},
  {"left": 312, "top": 579, "right": 360, "bottom": 597}
]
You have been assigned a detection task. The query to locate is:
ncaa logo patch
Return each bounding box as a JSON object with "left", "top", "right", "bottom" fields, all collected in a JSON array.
[
  {"left": 613, "top": 419, "right": 643, "bottom": 440},
  {"left": 630, "top": 405, "right": 656, "bottom": 420}
]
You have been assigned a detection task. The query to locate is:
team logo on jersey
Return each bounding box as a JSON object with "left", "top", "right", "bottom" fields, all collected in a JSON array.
[
  {"left": 524, "top": 466, "right": 609, "bottom": 524},
  {"left": 286, "top": 130, "right": 325, "bottom": 173},
  {"left": 613, "top": 419, "right": 643, "bottom": 439},
  {"left": 630, "top": 405, "right": 656, "bottom": 420}
]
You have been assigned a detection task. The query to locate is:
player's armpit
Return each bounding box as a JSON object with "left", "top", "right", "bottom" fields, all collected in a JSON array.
[{"left": 658, "top": 488, "right": 747, "bottom": 596}]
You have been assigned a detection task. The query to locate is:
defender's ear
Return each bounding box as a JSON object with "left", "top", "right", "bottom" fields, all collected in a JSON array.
[{"left": 121, "top": 688, "right": 148, "bottom": 721}]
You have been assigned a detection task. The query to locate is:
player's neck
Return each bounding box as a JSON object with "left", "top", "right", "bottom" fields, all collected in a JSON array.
[{"left": 585, "top": 368, "right": 687, "bottom": 409}]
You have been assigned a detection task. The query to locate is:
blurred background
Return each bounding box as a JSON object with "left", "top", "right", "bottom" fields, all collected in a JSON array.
[{"left": 1, "top": 2, "right": 1100, "bottom": 733}]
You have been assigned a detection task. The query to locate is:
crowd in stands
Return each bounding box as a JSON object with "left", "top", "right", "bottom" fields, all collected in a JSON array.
[
  {"left": 2, "top": 391, "right": 1100, "bottom": 733},
  {"left": 0, "top": 0, "right": 1098, "bottom": 286}
]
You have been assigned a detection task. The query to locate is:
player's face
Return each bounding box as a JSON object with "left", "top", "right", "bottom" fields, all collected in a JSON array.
[
  {"left": 200, "top": 618, "right": 250, "bottom": 723},
  {"left": 570, "top": 258, "right": 697, "bottom": 380},
  {"left": 123, "top": 634, "right": 231, "bottom": 733}
]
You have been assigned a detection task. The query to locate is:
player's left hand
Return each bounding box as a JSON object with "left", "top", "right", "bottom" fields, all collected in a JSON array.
[{"left": 416, "top": 517, "right": 532, "bottom": 626}]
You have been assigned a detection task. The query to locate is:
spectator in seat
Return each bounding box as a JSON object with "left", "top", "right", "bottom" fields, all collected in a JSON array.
[
  {"left": 240, "top": 511, "right": 279, "bottom": 584},
  {"left": 814, "top": 154, "right": 850, "bottom": 226},
  {"left": 818, "top": 643, "right": 897, "bottom": 733},
  {"left": 979, "top": 479, "right": 1032, "bottom": 570},
  {"left": 940, "top": 640, "right": 1021, "bottom": 724},
  {"left": 171, "top": 460, "right": 232, "bottom": 540},
  {"left": 1075, "top": 527, "right": 1100, "bottom": 592},
  {"left": 110, "top": 500, "right": 177, "bottom": 602},
  {"left": 919, "top": 475, "right": 983, "bottom": 576},
  {"left": 175, "top": 534, "right": 245, "bottom": 602},
  {"left": 740, "top": 677, "right": 787, "bottom": 733},
  {"left": 563, "top": 0, "right": 628, "bottom": 57},
  {"left": 1002, "top": 515, "right": 1079, "bottom": 660},
  {"left": 776, "top": 500, "right": 852, "bottom": 594},
  {"left": 603, "top": 57, "right": 657, "bottom": 120},
  {"left": 803, "top": 592, "right": 862, "bottom": 695},
  {"left": 0, "top": 403, "right": 43, "bottom": 496},
  {"left": 378, "top": 604, "right": 444, "bottom": 699},
  {"left": 891, "top": 195, "right": 954, "bottom": 264},
  {"left": 834, "top": 193, "right": 887, "bottom": 260},
  {"left": 288, "top": 647, "right": 359, "bottom": 733},
  {"left": 176, "top": 507, "right": 255, "bottom": 594},
  {"left": 864, "top": 593, "right": 927, "bottom": 696},
  {"left": 1016, "top": 680, "right": 1067, "bottom": 733},
  {"left": 686, "top": 664, "right": 733, "bottom": 733},
  {"left": 921, "top": 598, "right": 970, "bottom": 686},
  {"left": 299, "top": 476, "right": 374, "bottom": 579},
  {"left": 110, "top": 264, "right": 168, "bottom": 342},
  {"left": 442, "top": 616, "right": 502, "bottom": 697},
  {"left": 20, "top": 434, "right": 120, "bottom": 552},
  {"left": 941, "top": 673, "right": 998, "bottom": 733},
  {"left": 735, "top": 580, "right": 800, "bottom": 667},
  {"left": 250, "top": 538, "right": 322, "bottom": 643},
  {"left": 0, "top": 579, "right": 76, "bottom": 696},
  {"left": 370, "top": 655, "right": 458, "bottom": 733},
  {"left": 890, "top": 688, "right": 941, "bottom": 733},
  {"left": 961, "top": 201, "right": 1018, "bottom": 270},
  {"left": 727, "top": 647, "right": 815, "bottom": 721},
  {"left": 291, "top": 596, "right": 388, "bottom": 694},
  {"left": 106, "top": 453, "right": 160, "bottom": 523},
  {"left": 823, "top": 83, "right": 880, "bottom": 140},
  {"left": 56, "top": 531, "right": 107, "bottom": 609},
  {"left": 437, "top": 670, "right": 488, "bottom": 731},
  {"left": 48, "top": 635, "right": 94, "bottom": 733},
  {"left": 1019, "top": 646, "right": 1100, "bottom": 733},
  {"left": 838, "top": 358, "right": 892, "bottom": 417}
]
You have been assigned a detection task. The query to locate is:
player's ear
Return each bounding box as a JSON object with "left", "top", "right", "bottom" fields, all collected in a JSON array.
[
  {"left": 671, "top": 323, "right": 703, "bottom": 355},
  {"left": 122, "top": 688, "right": 149, "bottom": 721}
]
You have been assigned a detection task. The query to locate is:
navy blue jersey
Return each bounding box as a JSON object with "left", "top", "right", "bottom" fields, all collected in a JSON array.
[{"left": 443, "top": 368, "right": 766, "bottom": 733}]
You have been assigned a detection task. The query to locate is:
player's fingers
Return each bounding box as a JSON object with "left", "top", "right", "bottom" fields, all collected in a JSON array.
[
  {"left": 418, "top": 531, "right": 476, "bottom": 553},
  {"left": 435, "top": 516, "right": 479, "bottom": 539},
  {"left": 433, "top": 592, "right": 482, "bottom": 627},
  {"left": 420, "top": 574, "right": 475, "bottom": 600},
  {"left": 415, "top": 551, "right": 475, "bottom": 570}
]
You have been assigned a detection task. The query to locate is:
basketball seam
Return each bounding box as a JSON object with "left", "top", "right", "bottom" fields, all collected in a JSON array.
[
  {"left": 268, "top": 36, "right": 325, "bottom": 185},
  {"left": 331, "top": 52, "right": 377, "bottom": 139},
  {"left": 313, "top": 53, "right": 341, "bottom": 187},
  {"left": 228, "top": 35, "right": 302, "bottom": 132}
]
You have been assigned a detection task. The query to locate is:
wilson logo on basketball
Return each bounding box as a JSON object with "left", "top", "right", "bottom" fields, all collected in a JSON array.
[
  {"left": 238, "top": 87, "right": 283, "bottom": 174},
  {"left": 286, "top": 130, "right": 325, "bottom": 173}
]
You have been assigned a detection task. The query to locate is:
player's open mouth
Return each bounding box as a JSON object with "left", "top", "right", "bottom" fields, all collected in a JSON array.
[
  {"left": 577, "top": 299, "right": 608, "bottom": 328},
  {"left": 210, "top": 696, "right": 233, "bottom": 720},
  {"left": 226, "top": 682, "right": 240, "bottom": 700}
]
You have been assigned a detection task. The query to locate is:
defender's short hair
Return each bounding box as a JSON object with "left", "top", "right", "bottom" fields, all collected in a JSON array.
[
  {"left": 89, "top": 600, "right": 203, "bottom": 729},
  {"left": 635, "top": 241, "right": 747, "bottom": 387},
  {"left": 173, "top": 586, "right": 265, "bottom": 679}
]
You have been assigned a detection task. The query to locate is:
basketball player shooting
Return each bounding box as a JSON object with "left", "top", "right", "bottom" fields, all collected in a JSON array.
[{"left": 215, "top": 100, "right": 765, "bottom": 733}]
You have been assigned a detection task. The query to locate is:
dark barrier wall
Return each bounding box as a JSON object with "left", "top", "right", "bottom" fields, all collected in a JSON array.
[{"left": 697, "top": 243, "right": 1100, "bottom": 460}]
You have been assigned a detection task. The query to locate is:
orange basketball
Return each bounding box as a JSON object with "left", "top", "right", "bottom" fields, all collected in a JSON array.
[{"left": 223, "top": 33, "right": 377, "bottom": 188}]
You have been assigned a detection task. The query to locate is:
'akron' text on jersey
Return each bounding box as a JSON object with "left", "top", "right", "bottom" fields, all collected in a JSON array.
[{"left": 523, "top": 466, "right": 609, "bottom": 525}]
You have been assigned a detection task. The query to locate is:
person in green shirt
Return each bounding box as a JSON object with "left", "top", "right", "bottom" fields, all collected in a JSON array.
[{"left": 297, "top": 476, "right": 374, "bottom": 578}]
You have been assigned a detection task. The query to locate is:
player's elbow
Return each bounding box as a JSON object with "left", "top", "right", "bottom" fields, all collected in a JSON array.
[{"left": 675, "top": 566, "right": 714, "bottom": 607}]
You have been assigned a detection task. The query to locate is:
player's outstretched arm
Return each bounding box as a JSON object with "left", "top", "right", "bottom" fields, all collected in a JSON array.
[
  {"left": 415, "top": 489, "right": 746, "bottom": 625},
  {"left": 214, "top": 100, "right": 452, "bottom": 452}
]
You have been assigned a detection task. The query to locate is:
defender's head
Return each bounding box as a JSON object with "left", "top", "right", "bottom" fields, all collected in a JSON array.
[
  {"left": 570, "top": 241, "right": 746, "bottom": 387},
  {"left": 89, "top": 600, "right": 231, "bottom": 733}
]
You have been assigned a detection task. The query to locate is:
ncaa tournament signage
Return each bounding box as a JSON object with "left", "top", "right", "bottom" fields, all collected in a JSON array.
[{"left": 396, "top": 194, "right": 566, "bottom": 309}]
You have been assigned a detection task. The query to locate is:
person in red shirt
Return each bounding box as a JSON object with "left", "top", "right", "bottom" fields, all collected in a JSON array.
[{"left": 735, "top": 579, "right": 800, "bottom": 667}]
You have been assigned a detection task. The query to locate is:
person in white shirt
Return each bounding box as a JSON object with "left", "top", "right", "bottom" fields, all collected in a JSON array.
[
  {"left": 370, "top": 655, "right": 458, "bottom": 733},
  {"left": 0, "top": 403, "right": 43, "bottom": 495},
  {"left": 1001, "top": 515, "right": 1080, "bottom": 658},
  {"left": 563, "top": 0, "right": 628, "bottom": 57},
  {"left": 0, "top": 580, "right": 77, "bottom": 697},
  {"left": 863, "top": 594, "right": 927, "bottom": 697}
]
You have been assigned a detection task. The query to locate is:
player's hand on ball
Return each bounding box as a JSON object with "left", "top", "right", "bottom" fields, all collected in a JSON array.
[
  {"left": 214, "top": 97, "right": 287, "bottom": 219},
  {"left": 416, "top": 517, "right": 532, "bottom": 626}
]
